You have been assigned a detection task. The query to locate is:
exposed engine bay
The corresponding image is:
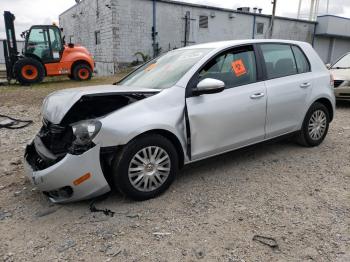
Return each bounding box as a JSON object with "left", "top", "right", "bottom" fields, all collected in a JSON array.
[{"left": 26, "top": 92, "right": 157, "bottom": 171}]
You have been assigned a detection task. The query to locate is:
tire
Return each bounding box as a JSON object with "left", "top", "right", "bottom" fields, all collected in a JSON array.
[
  {"left": 72, "top": 64, "right": 92, "bottom": 81},
  {"left": 112, "top": 134, "right": 179, "bottom": 201},
  {"left": 295, "top": 102, "right": 330, "bottom": 147},
  {"left": 14, "top": 58, "right": 45, "bottom": 85}
]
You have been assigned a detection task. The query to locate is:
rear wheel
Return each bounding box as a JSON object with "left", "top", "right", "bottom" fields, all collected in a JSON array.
[
  {"left": 14, "top": 58, "right": 45, "bottom": 85},
  {"left": 295, "top": 102, "right": 330, "bottom": 147},
  {"left": 112, "top": 134, "right": 178, "bottom": 201},
  {"left": 72, "top": 64, "right": 92, "bottom": 81}
]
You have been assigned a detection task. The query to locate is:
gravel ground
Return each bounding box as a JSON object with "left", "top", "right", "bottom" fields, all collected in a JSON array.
[{"left": 0, "top": 81, "right": 350, "bottom": 262}]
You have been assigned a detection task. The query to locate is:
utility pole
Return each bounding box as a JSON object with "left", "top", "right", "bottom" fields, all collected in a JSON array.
[
  {"left": 309, "top": 0, "right": 315, "bottom": 20},
  {"left": 326, "top": 0, "right": 330, "bottom": 14},
  {"left": 297, "top": 0, "right": 302, "bottom": 19},
  {"left": 314, "top": 0, "right": 320, "bottom": 20},
  {"left": 268, "top": 0, "right": 277, "bottom": 39},
  {"left": 308, "top": 0, "right": 320, "bottom": 21}
]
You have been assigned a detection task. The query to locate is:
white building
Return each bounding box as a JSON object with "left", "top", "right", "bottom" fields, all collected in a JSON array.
[{"left": 59, "top": 0, "right": 350, "bottom": 75}]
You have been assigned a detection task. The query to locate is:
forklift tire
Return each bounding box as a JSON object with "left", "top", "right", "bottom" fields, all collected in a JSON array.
[
  {"left": 73, "top": 64, "right": 92, "bottom": 81},
  {"left": 14, "top": 58, "right": 44, "bottom": 85}
]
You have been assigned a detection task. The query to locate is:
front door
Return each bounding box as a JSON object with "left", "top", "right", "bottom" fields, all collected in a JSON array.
[{"left": 186, "top": 45, "right": 267, "bottom": 161}]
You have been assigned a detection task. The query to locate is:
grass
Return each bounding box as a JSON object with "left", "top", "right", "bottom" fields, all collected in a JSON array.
[
  {"left": 0, "top": 71, "right": 132, "bottom": 107},
  {"left": 0, "top": 70, "right": 131, "bottom": 91}
]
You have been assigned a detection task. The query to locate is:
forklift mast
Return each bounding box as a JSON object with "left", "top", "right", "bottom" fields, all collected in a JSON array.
[{"left": 3, "top": 11, "right": 19, "bottom": 80}]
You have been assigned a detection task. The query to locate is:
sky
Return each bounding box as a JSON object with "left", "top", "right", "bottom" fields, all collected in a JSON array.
[{"left": 1, "top": 0, "right": 350, "bottom": 39}]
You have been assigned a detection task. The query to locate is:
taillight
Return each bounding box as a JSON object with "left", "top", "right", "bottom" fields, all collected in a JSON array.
[{"left": 330, "top": 73, "right": 334, "bottom": 88}]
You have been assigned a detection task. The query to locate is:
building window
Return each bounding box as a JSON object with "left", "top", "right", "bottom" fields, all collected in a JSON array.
[
  {"left": 95, "top": 30, "right": 101, "bottom": 45},
  {"left": 256, "top": 23, "right": 264, "bottom": 34},
  {"left": 199, "top": 16, "right": 209, "bottom": 29}
]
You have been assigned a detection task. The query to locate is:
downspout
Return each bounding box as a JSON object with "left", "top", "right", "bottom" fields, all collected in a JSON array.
[
  {"left": 252, "top": 14, "right": 256, "bottom": 39},
  {"left": 152, "top": 0, "right": 158, "bottom": 57},
  {"left": 311, "top": 21, "right": 317, "bottom": 47},
  {"left": 153, "top": 0, "right": 156, "bottom": 36}
]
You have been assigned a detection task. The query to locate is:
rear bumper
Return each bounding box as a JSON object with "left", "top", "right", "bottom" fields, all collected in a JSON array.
[{"left": 24, "top": 140, "right": 111, "bottom": 203}]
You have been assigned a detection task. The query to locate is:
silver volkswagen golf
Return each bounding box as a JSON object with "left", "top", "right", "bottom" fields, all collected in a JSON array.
[{"left": 25, "top": 39, "right": 335, "bottom": 203}]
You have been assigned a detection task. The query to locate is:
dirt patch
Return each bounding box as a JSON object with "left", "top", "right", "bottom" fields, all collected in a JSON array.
[
  {"left": 0, "top": 81, "right": 349, "bottom": 261},
  {"left": 0, "top": 74, "right": 127, "bottom": 107}
]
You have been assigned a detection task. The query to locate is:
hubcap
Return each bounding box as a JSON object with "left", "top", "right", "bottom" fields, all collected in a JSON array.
[
  {"left": 21, "top": 65, "right": 38, "bottom": 80},
  {"left": 128, "top": 146, "right": 171, "bottom": 192},
  {"left": 308, "top": 110, "right": 327, "bottom": 140},
  {"left": 78, "top": 68, "right": 89, "bottom": 79}
]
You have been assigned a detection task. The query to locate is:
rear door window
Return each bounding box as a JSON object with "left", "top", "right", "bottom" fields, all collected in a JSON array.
[
  {"left": 291, "top": 45, "right": 310, "bottom": 73},
  {"left": 260, "top": 44, "right": 297, "bottom": 79},
  {"left": 199, "top": 45, "right": 257, "bottom": 89}
]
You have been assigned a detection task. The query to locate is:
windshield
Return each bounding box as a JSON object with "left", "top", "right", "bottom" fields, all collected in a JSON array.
[
  {"left": 332, "top": 53, "right": 350, "bottom": 69},
  {"left": 118, "top": 48, "right": 213, "bottom": 89}
]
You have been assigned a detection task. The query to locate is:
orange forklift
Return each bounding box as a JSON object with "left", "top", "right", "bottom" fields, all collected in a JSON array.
[{"left": 3, "top": 11, "right": 94, "bottom": 85}]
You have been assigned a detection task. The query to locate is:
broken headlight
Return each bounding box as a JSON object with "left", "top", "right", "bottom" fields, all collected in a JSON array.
[{"left": 71, "top": 120, "right": 102, "bottom": 146}]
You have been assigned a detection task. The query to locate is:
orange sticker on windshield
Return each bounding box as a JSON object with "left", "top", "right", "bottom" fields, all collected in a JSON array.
[
  {"left": 232, "top": 59, "right": 247, "bottom": 77},
  {"left": 145, "top": 63, "right": 157, "bottom": 71}
]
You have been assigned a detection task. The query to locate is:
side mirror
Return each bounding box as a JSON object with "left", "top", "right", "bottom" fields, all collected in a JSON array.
[
  {"left": 192, "top": 78, "right": 225, "bottom": 96},
  {"left": 326, "top": 63, "right": 331, "bottom": 69}
]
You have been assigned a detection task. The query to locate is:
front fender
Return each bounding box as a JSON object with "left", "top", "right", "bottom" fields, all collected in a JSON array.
[
  {"left": 61, "top": 49, "right": 94, "bottom": 71},
  {"left": 93, "top": 86, "right": 187, "bottom": 154}
]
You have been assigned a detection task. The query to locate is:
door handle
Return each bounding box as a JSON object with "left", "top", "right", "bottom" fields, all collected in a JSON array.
[
  {"left": 300, "top": 82, "right": 311, "bottom": 88},
  {"left": 250, "top": 93, "right": 265, "bottom": 99}
]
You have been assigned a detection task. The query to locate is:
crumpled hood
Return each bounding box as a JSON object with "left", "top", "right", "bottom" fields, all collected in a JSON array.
[{"left": 42, "top": 85, "right": 159, "bottom": 124}]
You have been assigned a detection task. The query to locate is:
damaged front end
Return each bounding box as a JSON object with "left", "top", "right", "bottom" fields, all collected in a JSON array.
[{"left": 24, "top": 87, "right": 159, "bottom": 202}]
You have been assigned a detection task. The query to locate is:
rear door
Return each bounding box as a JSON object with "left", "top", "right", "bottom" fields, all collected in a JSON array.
[
  {"left": 259, "top": 43, "right": 313, "bottom": 138},
  {"left": 186, "top": 45, "right": 267, "bottom": 160}
]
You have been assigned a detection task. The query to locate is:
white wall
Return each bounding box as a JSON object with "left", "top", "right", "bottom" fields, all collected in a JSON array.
[
  {"left": 331, "top": 38, "right": 350, "bottom": 63},
  {"left": 112, "top": 0, "right": 316, "bottom": 64},
  {"left": 313, "top": 36, "right": 331, "bottom": 62},
  {"left": 60, "top": 0, "right": 318, "bottom": 75},
  {"left": 59, "top": 0, "right": 116, "bottom": 75}
]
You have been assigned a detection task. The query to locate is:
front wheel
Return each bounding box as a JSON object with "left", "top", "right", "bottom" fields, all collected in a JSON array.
[
  {"left": 112, "top": 134, "right": 178, "bottom": 201},
  {"left": 14, "top": 58, "right": 45, "bottom": 85},
  {"left": 72, "top": 64, "right": 92, "bottom": 81},
  {"left": 295, "top": 102, "right": 330, "bottom": 147}
]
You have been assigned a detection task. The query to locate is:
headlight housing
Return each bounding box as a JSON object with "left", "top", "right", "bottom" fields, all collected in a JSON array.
[{"left": 71, "top": 120, "right": 102, "bottom": 146}]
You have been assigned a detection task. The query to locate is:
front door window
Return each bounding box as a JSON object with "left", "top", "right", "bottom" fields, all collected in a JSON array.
[
  {"left": 26, "top": 28, "right": 50, "bottom": 61},
  {"left": 198, "top": 45, "right": 257, "bottom": 89}
]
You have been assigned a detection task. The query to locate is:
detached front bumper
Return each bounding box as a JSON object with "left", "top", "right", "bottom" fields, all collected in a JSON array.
[{"left": 24, "top": 139, "right": 111, "bottom": 203}]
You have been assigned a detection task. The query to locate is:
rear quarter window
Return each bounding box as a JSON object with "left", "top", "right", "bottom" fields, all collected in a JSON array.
[{"left": 291, "top": 45, "right": 311, "bottom": 73}]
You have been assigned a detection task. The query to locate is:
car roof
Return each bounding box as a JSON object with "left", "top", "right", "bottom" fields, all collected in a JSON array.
[{"left": 180, "top": 39, "right": 308, "bottom": 51}]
